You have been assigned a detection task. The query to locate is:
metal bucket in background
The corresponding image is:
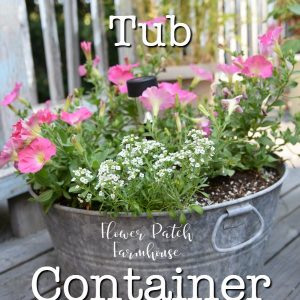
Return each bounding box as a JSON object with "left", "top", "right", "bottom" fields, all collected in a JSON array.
[{"left": 40, "top": 165, "right": 287, "bottom": 298}]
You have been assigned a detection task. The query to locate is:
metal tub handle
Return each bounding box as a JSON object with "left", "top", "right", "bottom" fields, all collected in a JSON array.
[{"left": 211, "top": 203, "right": 265, "bottom": 253}]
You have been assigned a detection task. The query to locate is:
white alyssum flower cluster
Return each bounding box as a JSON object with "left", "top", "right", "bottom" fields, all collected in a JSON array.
[
  {"left": 71, "top": 167, "right": 95, "bottom": 202},
  {"left": 118, "top": 134, "right": 167, "bottom": 181},
  {"left": 153, "top": 129, "right": 215, "bottom": 181},
  {"left": 70, "top": 130, "right": 214, "bottom": 203},
  {"left": 72, "top": 167, "right": 94, "bottom": 184}
]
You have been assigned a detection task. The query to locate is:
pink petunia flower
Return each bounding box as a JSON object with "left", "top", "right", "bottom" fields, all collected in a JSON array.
[
  {"left": 80, "top": 41, "right": 92, "bottom": 59},
  {"left": 221, "top": 95, "right": 244, "bottom": 114},
  {"left": 0, "top": 83, "right": 22, "bottom": 106},
  {"left": 108, "top": 64, "right": 138, "bottom": 93},
  {"left": 61, "top": 107, "right": 93, "bottom": 125},
  {"left": 190, "top": 65, "right": 213, "bottom": 81},
  {"left": 78, "top": 65, "right": 87, "bottom": 77},
  {"left": 28, "top": 109, "right": 58, "bottom": 127},
  {"left": 37, "top": 109, "right": 57, "bottom": 124},
  {"left": 241, "top": 55, "right": 273, "bottom": 79},
  {"left": 217, "top": 57, "right": 244, "bottom": 75},
  {"left": 139, "top": 86, "right": 175, "bottom": 117},
  {"left": 197, "top": 117, "right": 212, "bottom": 137},
  {"left": 11, "top": 120, "right": 35, "bottom": 149},
  {"left": 258, "top": 25, "right": 282, "bottom": 56},
  {"left": 93, "top": 55, "right": 101, "bottom": 67},
  {"left": 0, "top": 139, "right": 17, "bottom": 168},
  {"left": 17, "top": 137, "right": 56, "bottom": 174},
  {"left": 217, "top": 64, "right": 239, "bottom": 75},
  {"left": 141, "top": 16, "right": 167, "bottom": 27},
  {"left": 159, "top": 82, "right": 197, "bottom": 105}
]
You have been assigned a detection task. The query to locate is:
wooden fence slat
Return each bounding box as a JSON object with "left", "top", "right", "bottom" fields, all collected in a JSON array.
[
  {"left": 246, "top": 0, "right": 254, "bottom": 56},
  {"left": 239, "top": 0, "right": 249, "bottom": 57},
  {"left": 226, "top": 0, "right": 237, "bottom": 53},
  {"left": 250, "top": 0, "right": 259, "bottom": 54},
  {"left": 0, "top": 0, "right": 37, "bottom": 147},
  {"left": 217, "top": 0, "right": 225, "bottom": 64},
  {"left": 63, "top": 0, "right": 80, "bottom": 93},
  {"left": 234, "top": 0, "right": 241, "bottom": 53},
  {"left": 38, "top": 0, "right": 64, "bottom": 103},
  {"left": 90, "top": 0, "right": 109, "bottom": 75},
  {"left": 113, "top": 0, "right": 136, "bottom": 64},
  {"left": 257, "top": 0, "right": 267, "bottom": 36}
]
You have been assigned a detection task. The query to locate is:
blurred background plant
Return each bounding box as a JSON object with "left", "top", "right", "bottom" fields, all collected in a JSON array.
[
  {"left": 26, "top": 0, "right": 118, "bottom": 102},
  {"left": 133, "top": 0, "right": 232, "bottom": 65},
  {"left": 268, "top": 0, "right": 300, "bottom": 53}
]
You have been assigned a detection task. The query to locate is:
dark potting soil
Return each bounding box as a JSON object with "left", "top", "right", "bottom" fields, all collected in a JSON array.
[{"left": 198, "top": 168, "right": 281, "bottom": 206}]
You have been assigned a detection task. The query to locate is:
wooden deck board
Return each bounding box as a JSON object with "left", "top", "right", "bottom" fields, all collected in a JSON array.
[
  {"left": 280, "top": 167, "right": 300, "bottom": 195},
  {"left": 0, "top": 251, "right": 58, "bottom": 300},
  {"left": 0, "top": 230, "right": 52, "bottom": 274},
  {"left": 277, "top": 187, "right": 300, "bottom": 222},
  {"left": 265, "top": 206, "right": 300, "bottom": 263},
  {"left": 0, "top": 168, "right": 299, "bottom": 299},
  {"left": 261, "top": 237, "right": 300, "bottom": 299},
  {"left": 286, "top": 282, "right": 300, "bottom": 300}
]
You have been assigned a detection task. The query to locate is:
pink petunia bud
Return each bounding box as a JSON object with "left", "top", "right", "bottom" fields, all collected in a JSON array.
[{"left": 80, "top": 41, "right": 92, "bottom": 60}]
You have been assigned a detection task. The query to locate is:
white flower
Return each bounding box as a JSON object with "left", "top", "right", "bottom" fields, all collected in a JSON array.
[
  {"left": 80, "top": 177, "right": 89, "bottom": 184},
  {"left": 86, "top": 193, "right": 92, "bottom": 201}
]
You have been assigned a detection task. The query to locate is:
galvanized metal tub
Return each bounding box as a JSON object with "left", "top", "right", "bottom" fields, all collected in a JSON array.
[{"left": 41, "top": 165, "right": 287, "bottom": 298}]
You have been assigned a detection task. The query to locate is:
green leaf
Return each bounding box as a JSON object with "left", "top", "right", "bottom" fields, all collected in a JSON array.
[
  {"left": 92, "top": 148, "right": 114, "bottom": 163},
  {"left": 43, "top": 194, "right": 59, "bottom": 213},
  {"left": 261, "top": 120, "right": 274, "bottom": 127},
  {"left": 272, "top": 100, "right": 286, "bottom": 107},
  {"left": 221, "top": 168, "right": 235, "bottom": 177},
  {"left": 259, "top": 136, "right": 274, "bottom": 146},
  {"left": 289, "top": 135, "right": 299, "bottom": 145},
  {"left": 288, "top": 4, "right": 300, "bottom": 15},
  {"left": 179, "top": 212, "right": 187, "bottom": 224},
  {"left": 92, "top": 160, "right": 100, "bottom": 170},
  {"left": 69, "top": 186, "right": 80, "bottom": 193},
  {"left": 34, "top": 168, "right": 51, "bottom": 186},
  {"left": 132, "top": 203, "right": 141, "bottom": 214},
  {"left": 36, "top": 190, "right": 54, "bottom": 203},
  {"left": 288, "top": 80, "right": 298, "bottom": 89},
  {"left": 146, "top": 210, "right": 153, "bottom": 218},
  {"left": 168, "top": 210, "right": 177, "bottom": 219},
  {"left": 62, "top": 190, "right": 71, "bottom": 200},
  {"left": 266, "top": 155, "right": 278, "bottom": 163},
  {"left": 200, "top": 191, "right": 209, "bottom": 199},
  {"left": 190, "top": 204, "right": 204, "bottom": 215},
  {"left": 282, "top": 40, "right": 300, "bottom": 54}
]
